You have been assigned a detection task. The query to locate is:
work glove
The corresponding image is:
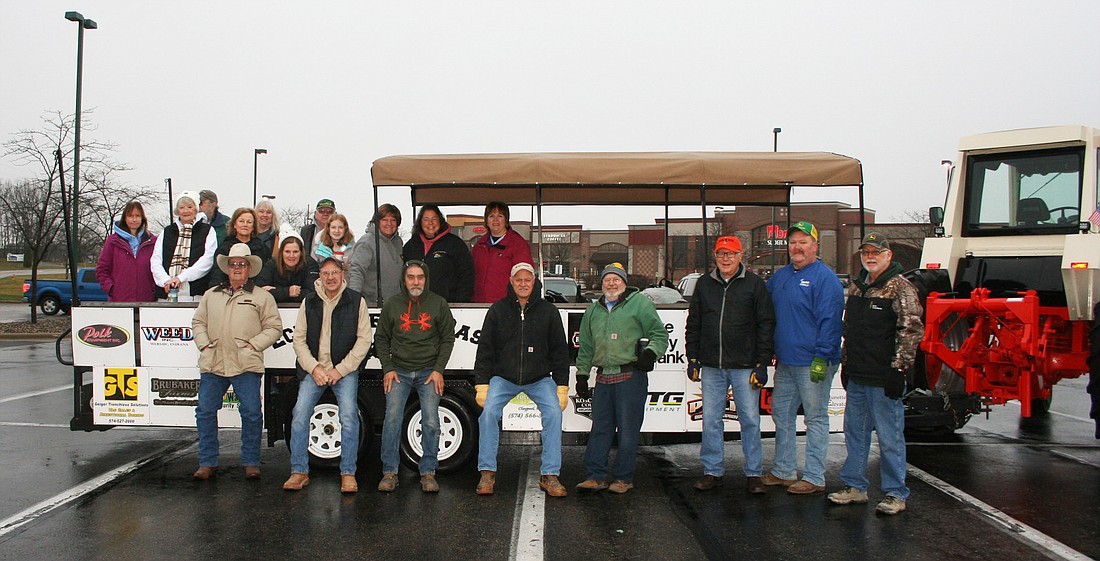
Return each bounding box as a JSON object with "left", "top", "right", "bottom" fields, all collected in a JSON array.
[
  {"left": 810, "top": 357, "right": 828, "bottom": 383},
  {"left": 557, "top": 386, "right": 569, "bottom": 410},
  {"left": 575, "top": 375, "right": 592, "bottom": 399},
  {"left": 884, "top": 369, "right": 906, "bottom": 399},
  {"left": 636, "top": 348, "right": 658, "bottom": 372},
  {"left": 686, "top": 359, "right": 702, "bottom": 382},
  {"left": 475, "top": 384, "right": 489, "bottom": 408},
  {"left": 750, "top": 365, "right": 768, "bottom": 390}
]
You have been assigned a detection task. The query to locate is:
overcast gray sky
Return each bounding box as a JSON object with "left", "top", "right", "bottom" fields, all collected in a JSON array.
[{"left": 3, "top": 1, "right": 1100, "bottom": 232}]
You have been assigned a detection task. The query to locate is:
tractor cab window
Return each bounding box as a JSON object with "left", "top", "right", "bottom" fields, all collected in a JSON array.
[{"left": 962, "top": 146, "right": 1083, "bottom": 236}]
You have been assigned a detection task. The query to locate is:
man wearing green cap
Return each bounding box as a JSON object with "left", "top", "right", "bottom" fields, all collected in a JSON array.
[{"left": 764, "top": 221, "right": 845, "bottom": 495}]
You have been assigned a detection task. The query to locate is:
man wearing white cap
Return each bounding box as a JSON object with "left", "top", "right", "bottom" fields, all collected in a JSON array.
[{"left": 473, "top": 262, "right": 571, "bottom": 497}]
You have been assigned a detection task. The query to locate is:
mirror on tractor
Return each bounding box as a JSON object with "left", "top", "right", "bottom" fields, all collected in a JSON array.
[{"left": 929, "top": 206, "right": 945, "bottom": 237}]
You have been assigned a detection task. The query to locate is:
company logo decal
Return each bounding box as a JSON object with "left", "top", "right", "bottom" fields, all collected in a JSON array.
[
  {"left": 141, "top": 327, "right": 193, "bottom": 341},
  {"left": 78, "top": 324, "right": 130, "bottom": 348},
  {"left": 104, "top": 368, "right": 139, "bottom": 400}
]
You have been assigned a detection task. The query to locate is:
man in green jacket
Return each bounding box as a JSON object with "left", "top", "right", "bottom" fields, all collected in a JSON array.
[
  {"left": 574, "top": 263, "right": 669, "bottom": 494},
  {"left": 375, "top": 260, "right": 456, "bottom": 493}
]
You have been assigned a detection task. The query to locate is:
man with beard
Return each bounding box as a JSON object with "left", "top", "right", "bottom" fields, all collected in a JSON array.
[
  {"left": 827, "top": 233, "right": 923, "bottom": 515},
  {"left": 764, "top": 221, "right": 844, "bottom": 495},
  {"left": 574, "top": 263, "right": 669, "bottom": 494},
  {"left": 375, "top": 260, "right": 456, "bottom": 493}
]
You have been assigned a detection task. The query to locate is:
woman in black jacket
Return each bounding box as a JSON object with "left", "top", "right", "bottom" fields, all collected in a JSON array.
[
  {"left": 402, "top": 205, "right": 474, "bottom": 303},
  {"left": 255, "top": 236, "right": 318, "bottom": 303}
]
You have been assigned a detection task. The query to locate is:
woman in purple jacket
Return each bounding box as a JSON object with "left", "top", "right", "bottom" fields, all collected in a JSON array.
[{"left": 96, "top": 201, "right": 158, "bottom": 302}]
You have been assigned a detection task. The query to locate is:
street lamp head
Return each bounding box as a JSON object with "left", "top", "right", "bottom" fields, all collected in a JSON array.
[
  {"left": 65, "top": 11, "right": 84, "bottom": 22},
  {"left": 255, "top": 148, "right": 268, "bottom": 155},
  {"left": 83, "top": 19, "right": 97, "bottom": 30},
  {"left": 773, "top": 127, "right": 782, "bottom": 134},
  {"left": 941, "top": 159, "right": 953, "bottom": 169}
]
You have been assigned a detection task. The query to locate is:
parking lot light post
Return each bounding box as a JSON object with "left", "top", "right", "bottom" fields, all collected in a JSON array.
[
  {"left": 253, "top": 148, "right": 268, "bottom": 205},
  {"left": 64, "top": 11, "right": 96, "bottom": 306}
]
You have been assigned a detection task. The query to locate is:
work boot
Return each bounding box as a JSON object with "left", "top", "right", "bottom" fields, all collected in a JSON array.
[
  {"left": 476, "top": 470, "right": 496, "bottom": 495},
  {"left": 282, "top": 473, "right": 310, "bottom": 491},
  {"left": 244, "top": 466, "right": 261, "bottom": 479},
  {"left": 747, "top": 476, "right": 766, "bottom": 495},
  {"left": 693, "top": 474, "right": 723, "bottom": 491},
  {"left": 827, "top": 486, "right": 868, "bottom": 505},
  {"left": 377, "top": 473, "right": 399, "bottom": 492},
  {"left": 876, "top": 496, "right": 907, "bottom": 515},
  {"left": 761, "top": 472, "right": 796, "bottom": 487},
  {"left": 539, "top": 475, "right": 568, "bottom": 497},
  {"left": 608, "top": 480, "right": 634, "bottom": 494},
  {"left": 192, "top": 466, "right": 217, "bottom": 480},
  {"left": 787, "top": 480, "right": 825, "bottom": 495},
  {"left": 574, "top": 479, "right": 609, "bottom": 492},
  {"left": 341, "top": 474, "right": 358, "bottom": 493},
  {"left": 420, "top": 474, "right": 440, "bottom": 493}
]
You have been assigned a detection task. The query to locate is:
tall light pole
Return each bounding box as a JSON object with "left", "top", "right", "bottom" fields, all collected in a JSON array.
[
  {"left": 771, "top": 127, "right": 782, "bottom": 274},
  {"left": 64, "top": 11, "right": 96, "bottom": 305},
  {"left": 253, "top": 148, "right": 268, "bottom": 205}
]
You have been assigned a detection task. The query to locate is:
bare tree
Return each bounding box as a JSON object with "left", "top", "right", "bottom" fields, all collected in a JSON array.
[
  {"left": 79, "top": 166, "right": 160, "bottom": 254},
  {"left": 0, "top": 179, "right": 64, "bottom": 322},
  {"left": 280, "top": 203, "right": 314, "bottom": 235}
]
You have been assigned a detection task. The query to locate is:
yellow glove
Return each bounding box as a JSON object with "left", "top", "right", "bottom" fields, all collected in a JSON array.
[
  {"left": 475, "top": 384, "right": 489, "bottom": 408},
  {"left": 557, "top": 386, "right": 569, "bottom": 411}
]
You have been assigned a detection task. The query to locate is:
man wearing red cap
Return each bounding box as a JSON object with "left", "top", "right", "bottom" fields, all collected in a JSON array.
[{"left": 686, "top": 236, "right": 775, "bottom": 494}]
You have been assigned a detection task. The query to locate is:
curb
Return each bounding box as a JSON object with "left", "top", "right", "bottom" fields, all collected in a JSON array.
[{"left": 0, "top": 333, "right": 64, "bottom": 341}]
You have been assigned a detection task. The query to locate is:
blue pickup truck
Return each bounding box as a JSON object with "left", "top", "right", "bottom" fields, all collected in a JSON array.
[{"left": 22, "top": 268, "right": 107, "bottom": 315}]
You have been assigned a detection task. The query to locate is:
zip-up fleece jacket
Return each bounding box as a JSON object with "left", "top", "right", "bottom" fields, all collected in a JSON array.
[
  {"left": 842, "top": 262, "right": 924, "bottom": 387},
  {"left": 686, "top": 264, "right": 775, "bottom": 369},
  {"left": 767, "top": 259, "right": 845, "bottom": 366},
  {"left": 471, "top": 229, "right": 533, "bottom": 303},
  {"left": 474, "top": 281, "right": 570, "bottom": 387},
  {"left": 402, "top": 225, "right": 474, "bottom": 303},
  {"left": 575, "top": 287, "right": 669, "bottom": 376},
  {"left": 374, "top": 260, "right": 456, "bottom": 373},
  {"left": 192, "top": 282, "right": 283, "bottom": 377},
  {"left": 347, "top": 225, "right": 404, "bottom": 306}
]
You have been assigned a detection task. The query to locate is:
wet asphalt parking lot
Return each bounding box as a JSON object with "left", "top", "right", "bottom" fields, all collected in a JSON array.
[{"left": 0, "top": 338, "right": 1097, "bottom": 560}]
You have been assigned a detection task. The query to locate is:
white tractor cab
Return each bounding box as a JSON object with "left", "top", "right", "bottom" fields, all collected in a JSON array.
[
  {"left": 67, "top": 151, "right": 866, "bottom": 472},
  {"left": 907, "top": 126, "right": 1100, "bottom": 432}
]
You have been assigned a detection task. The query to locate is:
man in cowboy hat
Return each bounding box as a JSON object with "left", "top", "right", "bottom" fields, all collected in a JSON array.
[{"left": 192, "top": 243, "right": 283, "bottom": 481}]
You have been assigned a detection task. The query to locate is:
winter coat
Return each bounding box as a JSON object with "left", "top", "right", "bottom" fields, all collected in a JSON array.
[
  {"left": 576, "top": 287, "right": 669, "bottom": 376},
  {"left": 686, "top": 264, "right": 775, "bottom": 369},
  {"left": 472, "top": 229, "right": 533, "bottom": 303},
  {"left": 293, "top": 281, "right": 372, "bottom": 380},
  {"left": 150, "top": 217, "right": 217, "bottom": 299},
  {"left": 347, "top": 225, "right": 404, "bottom": 306},
  {"left": 767, "top": 259, "right": 845, "bottom": 366},
  {"left": 402, "top": 226, "right": 474, "bottom": 303},
  {"left": 843, "top": 262, "right": 924, "bottom": 387},
  {"left": 254, "top": 258, "right": 318, "bottom": 304},
  {"left": 474, "top": 281, "right": 570, "bottom": 386},
  {"left": 374, "top": 260, "right": 456, "bottom": 373},
  {"left": 96, "top": 225, "right": 157, "bottom": 302},
  {"left": 192, "top": 283, "right": 282, "bottom": 377}
]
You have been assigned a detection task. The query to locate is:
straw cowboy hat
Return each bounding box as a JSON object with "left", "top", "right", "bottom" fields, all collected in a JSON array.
[{"left": 216, "top": 243, "right": 263, "bottom": 277}]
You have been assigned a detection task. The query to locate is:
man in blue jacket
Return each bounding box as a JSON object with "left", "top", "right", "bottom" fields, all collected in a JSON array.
[{"left": 764, "top": 221, "right": 844, "bottom": 495}]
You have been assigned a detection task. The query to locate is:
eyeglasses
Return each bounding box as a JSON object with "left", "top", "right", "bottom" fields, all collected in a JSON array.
[
  {"left": 227, "top": 261, "right": 249, "bottom": 269},
  {"left": 715, "top": 251, "right": 742, "bottom": 259},
  {"left": 860, "top": 249, "right": 888, "bottom": 257},
  {"left": 320, "top": 271, "right": 342, "bottom": 278},
  {"left": 316, "top": 208, "right": 335, "bottom": 214}
]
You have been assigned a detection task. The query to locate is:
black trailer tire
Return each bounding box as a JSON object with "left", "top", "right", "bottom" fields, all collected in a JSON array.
[
  {"left": 283, "top": 389, "right": 371, "bottom": 469},
  {"left": 40, "top": 295, "right": 61, "bottom": 316},
  {"left": 1031, "top": 391, "right": 1053, "bottom": 414},
  {"left": 399, "top": 392, "right": 477, "bottom": 474}
]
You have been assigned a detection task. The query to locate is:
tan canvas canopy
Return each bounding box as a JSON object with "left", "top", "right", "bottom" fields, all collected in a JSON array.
[{"left": 371, "top": 152, "right": 863, "bottom": 206}]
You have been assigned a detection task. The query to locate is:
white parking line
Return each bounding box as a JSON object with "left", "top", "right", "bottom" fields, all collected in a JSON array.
[
  {"left": 1005, "top": 400, "right": 1094, "bottom": 424},
  {"left": 0, "top": 385, "right": 70, "bottom": 404},
  {"left": 908, "top": 464, "right": 1091, "bottom": 561},
  {"left": 0, "top": 440, "right": 195, "bottom": 538},
  {"left": 509, "top": 451, "right": 545, "bottom": 561}
]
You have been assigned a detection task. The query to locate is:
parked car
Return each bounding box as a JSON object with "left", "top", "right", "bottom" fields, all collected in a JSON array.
[
  {"left": 676, "top": 272, "right": 703, "bottom": 299},
  {"left": 22, "top": 268, "right": 107, "bottom": 315},
  {"left": 542, "top": 275, "right": 584, "bottom": 303}
]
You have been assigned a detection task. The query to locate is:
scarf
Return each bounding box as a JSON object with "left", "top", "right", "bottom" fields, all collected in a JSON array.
[{"left": 170, "top": 222, "right": 193, "bottom": 277}]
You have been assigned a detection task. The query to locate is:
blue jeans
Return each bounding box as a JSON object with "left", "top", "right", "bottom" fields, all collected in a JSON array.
[
  {"left": 290, "top": 371, "right": 360, "bottom": 475},
  {"left": 583, "top": 371, "right": 648, "bottom": 483},
  {"left": 839, "top": 381, "right": 910, "bottom": 500},
  {"left": 700, "top": 367, "right": 762, "bottom": 477},
  {"left": 478, "top": 376, "right": 562, "bottom": 475},
  {"left": 381, "top": 368, "right": 440, "bottom": 475},
  {"left": 769, "top": 362, "right": 837, "bottom": 486},
  {"left": 195, "top": 372, "right": 263, "bottom": 467}
]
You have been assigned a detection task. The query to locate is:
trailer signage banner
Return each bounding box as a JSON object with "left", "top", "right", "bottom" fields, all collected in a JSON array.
[{"left": 72, "top": 307, "right": 135, "bottom": 367}]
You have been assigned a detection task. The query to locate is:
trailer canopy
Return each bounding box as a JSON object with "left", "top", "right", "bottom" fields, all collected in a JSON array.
[{"left": 371, "top": 151, "right": 863, "bottom": 206}]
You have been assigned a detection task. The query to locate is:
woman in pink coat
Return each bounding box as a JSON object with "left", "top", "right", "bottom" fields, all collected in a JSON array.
[
  {"left": 96, "top": 201, "right": 158, "bottom": 302},
  {"left": 472, "top": 201, "right": 533, "bottom": 303}
]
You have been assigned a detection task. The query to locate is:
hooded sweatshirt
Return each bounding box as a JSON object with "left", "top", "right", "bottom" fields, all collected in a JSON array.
[
  {"left": 374, "top": 260, "right": 456, "bottom": 373},
  {"left": 347, "top": 223, "right": 405, "bottom": 306}
]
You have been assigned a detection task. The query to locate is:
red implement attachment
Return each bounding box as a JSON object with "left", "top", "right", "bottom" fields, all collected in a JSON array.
[{"left": 920, "top": 288, "right": 1090, "bottom": 416}]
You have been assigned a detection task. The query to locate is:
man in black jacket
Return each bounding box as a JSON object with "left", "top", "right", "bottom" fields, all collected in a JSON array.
[
  {"left": 685, "top": 236, "right": 775, "bottom": 494},
  {"left": 473, "top": 262, "right": 571, "bottom": 497}
]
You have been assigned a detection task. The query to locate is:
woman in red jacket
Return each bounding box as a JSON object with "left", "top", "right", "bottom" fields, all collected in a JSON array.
[
  {"left": 96, "top": 201, "right": 158, "bottom": 302},
  {"left": 472, "top": 202, "right": 533, "bottom": 303}
]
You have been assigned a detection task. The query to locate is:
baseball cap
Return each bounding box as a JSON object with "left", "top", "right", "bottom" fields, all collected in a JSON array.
[
  {"left": 315, "top": 199, "right": 336, "bottom": 210},
  {"left": 788, "top": 220, "right": 819, "bottom": 241},
  {"left": 714, "top": 236, "right": 742, "bottom": 253},
  {"left": 510, "top": 262, "right": 535, "bottom": 277},
  {"left": 860, "top": 232, "right": 891, "bottom": 250}
]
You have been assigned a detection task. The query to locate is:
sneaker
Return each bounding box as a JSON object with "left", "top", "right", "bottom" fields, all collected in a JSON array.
[
  {"left": 420, "top": 474, "right": 440, "bottom": 493},
  {"left": 539, "top": 475, "right": 568, "bottom": 497},
  {"left": 608, "top": 480, "right": 634, "bottom": 494},
  {"left": 575, "top": 479, "right": 609, "bottom": 492},
  {"left": 747, "top": 476, "right": 766, "bottom": 495},
  {"left": 377, "top": 473, "right": 399, "bottom": 493},
  {"left": 787, "top": 480, "right": 825, "bottom": 495},
  {"left": 876, "top": 496, "right": 907, "bottom": 515},
  {"left": 693, "top": 474, "right": 724, "bottom": 491},
  {"left": 827, "top": 486, "right": 869, "bottom": 505},
  {"left": 476, "top": 470, "right": 496, "bottom": 495},
  {"left": 282, "top": 473, "right": 310, "bottom": 491},
  {"left": 761, "top": 472, "right": 796, "bottom": 487}
]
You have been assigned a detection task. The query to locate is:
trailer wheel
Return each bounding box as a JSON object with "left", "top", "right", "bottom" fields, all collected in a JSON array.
[
  {"left": 40, "top": 295, "right": 61, "bottom": 316},
  {"left": 400, "top": 392, "right": 476, "bottom": 474},
  {"left": 1031, "top": 392, "right": 1053, "bottom": 414},
  {"left": 283, "top": 391, "right": 370, "bottom": 468}
]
